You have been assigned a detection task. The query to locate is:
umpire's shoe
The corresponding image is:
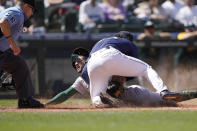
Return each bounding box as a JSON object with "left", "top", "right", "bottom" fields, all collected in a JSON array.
[
  {"left": 160, "top": 90, "right": 182, "bottom": 101},
  {"left": 18, "top": 97, "right": 44, "bottom": 108}
]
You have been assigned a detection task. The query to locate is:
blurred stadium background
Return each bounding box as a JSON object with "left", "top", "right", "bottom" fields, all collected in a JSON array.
[{"left": 1, "top": 0, "right": 197, "bottom": 98}]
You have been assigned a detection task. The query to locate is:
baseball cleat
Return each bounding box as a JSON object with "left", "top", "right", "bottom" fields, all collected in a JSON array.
[
  {"left": 18, "top": 97, "right": 44, "bottom": 108},
  {"left": 160, "top": 90, "right": 182, "bottom": 101}
]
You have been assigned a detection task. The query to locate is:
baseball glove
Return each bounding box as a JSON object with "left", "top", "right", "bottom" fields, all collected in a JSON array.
[
  {"left": 100, "top": 92, "right": 121, "bottom": 108},
  {"left": 0, "top": 72, "right": 15, "bottom": 90},
  {"left": 106, "top": 76, "right": 125, "bottom": 98}
]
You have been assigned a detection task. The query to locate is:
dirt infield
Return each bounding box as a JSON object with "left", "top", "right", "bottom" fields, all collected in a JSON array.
[
  {"left": 1, "top": 104, "right": 197, "bottom": 112},
  {"left": 0, "top": 98, "right": 197, "bottom": 112}
]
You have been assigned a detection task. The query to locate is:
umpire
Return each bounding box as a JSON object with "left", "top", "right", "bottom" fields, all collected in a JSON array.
[{"left": 0, "top": 0, "right": 44, "bottom": 108}]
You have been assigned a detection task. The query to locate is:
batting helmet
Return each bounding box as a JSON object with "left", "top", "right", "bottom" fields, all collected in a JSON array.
[
  {"left": 71, "top": 47, "right": 89, "bottom": 69},
  {"left": 114, "top": 31, "right": 133, "bottom": 42}
]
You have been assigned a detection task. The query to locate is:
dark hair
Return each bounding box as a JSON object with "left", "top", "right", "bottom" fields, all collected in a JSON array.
[
  {"left": 114, "top": 31, "right": 133, "bottom": 42},
  {"left": 72, "top": 47, "right": 89, "bottom": 57},
  {"left": 20, "top": 0, "right": 36, "bottom": 10}
]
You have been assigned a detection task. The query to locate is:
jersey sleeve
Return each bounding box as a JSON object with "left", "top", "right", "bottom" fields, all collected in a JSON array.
[
  {"left": 71, "top": 76, "right": 89, "bottom": 95},
  {"left": 3, "top": 11, "right": 20, "bottom": 27},
  {"left": 127, "top": 42, "right": 138, "bottom": 58}
]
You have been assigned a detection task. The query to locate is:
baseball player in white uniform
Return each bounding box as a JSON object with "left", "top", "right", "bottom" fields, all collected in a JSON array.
[
  {"left": 45, "top": 31, "right": 183, "bottom": 107},
  {"left": 78, "top": 31, "right": 181, "bottom": 106}
]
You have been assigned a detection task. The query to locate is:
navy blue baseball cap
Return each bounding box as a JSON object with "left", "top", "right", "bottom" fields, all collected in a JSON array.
[
  {"left": 21, "top": 0, "right": 36, "bottom": 12},
  {"left": 114, "top": 31, "right": 133, "bottom": 42}
]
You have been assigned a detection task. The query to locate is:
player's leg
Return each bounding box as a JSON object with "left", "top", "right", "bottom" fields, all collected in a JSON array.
[
  {"left": 146, "top": 89, "right": 177, "bottom": 106},
  {"left": 2, "top": 50, "right": 43, "bottom": 108},
  {"left": 121, "top": 85, "right": 163, "bottom": 106},
  {"left": 102, "top": 47, "right": 181, "bottom": 100},
  {"left": 3, "top": 54, "right": 34, "bottom": 98},
  {"left": 87, "top": 51, "right": 111, "bottom": 106},
  {"left": 121, "top": 85, "right": 178, "bottom": 107},
  {"left": 89, "top": 72, "right": 110, "bottom": 105},
  {"left": 102, "top": 47, "right": 168, "bottom": 92}
]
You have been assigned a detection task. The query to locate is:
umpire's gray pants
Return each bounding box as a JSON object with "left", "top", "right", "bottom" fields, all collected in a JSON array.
[{"left": 0, "top": 49, "right": 34, "bottom": 99}]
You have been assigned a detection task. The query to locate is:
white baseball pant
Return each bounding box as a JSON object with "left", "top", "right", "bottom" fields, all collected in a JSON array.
[{"left": 87, "top": 47, "right": 168, "bottom": 105}]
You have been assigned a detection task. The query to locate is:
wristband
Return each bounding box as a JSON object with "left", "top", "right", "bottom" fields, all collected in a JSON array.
[{"left": 5, "top": 35, "right": 12, "bottom": 39}]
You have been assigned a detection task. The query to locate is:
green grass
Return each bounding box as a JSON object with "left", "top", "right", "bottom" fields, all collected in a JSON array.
[
  {"left": 0, "top": 99, "right": 17, "bottom": 106},
  {"left": 0, "top": 99, "right": 197, "bottom": 131},
  {"left": 0, "top": 111, "right": 197, "bottom": 131},
  {"left": 0, "top": 98, "right": 91, "bottom": 107}
]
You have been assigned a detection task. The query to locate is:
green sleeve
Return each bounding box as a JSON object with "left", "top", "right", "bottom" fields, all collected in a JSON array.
[{"left": 45, "top": 87, "right": 77, "bottom": 105}]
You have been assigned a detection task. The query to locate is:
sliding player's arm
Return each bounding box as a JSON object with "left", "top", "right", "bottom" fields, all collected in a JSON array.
[{"left": 45, "top": 77, "right": 88, "bottom": 105}]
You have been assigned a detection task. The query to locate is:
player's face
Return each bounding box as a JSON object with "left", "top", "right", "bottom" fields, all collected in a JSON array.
[
  {"left": 145, "top": 26, "right": 155, "bottom": 34},
  {"left": 24, "top": 4, "right": 34, "bottom": 19},
  {"left": 75, "top": 56, "right": 86, "bottom": 73}
]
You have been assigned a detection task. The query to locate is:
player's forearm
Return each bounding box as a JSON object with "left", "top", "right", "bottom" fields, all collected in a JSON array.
[
  {"left": 0, "top": 18, "right": 12, "bottom": 38},
  {"left": 0, "top": 18, "right": 15, "bottom": 45},
  {"left": 45, "top": 87, "right": 77, "bottom": 105}
]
